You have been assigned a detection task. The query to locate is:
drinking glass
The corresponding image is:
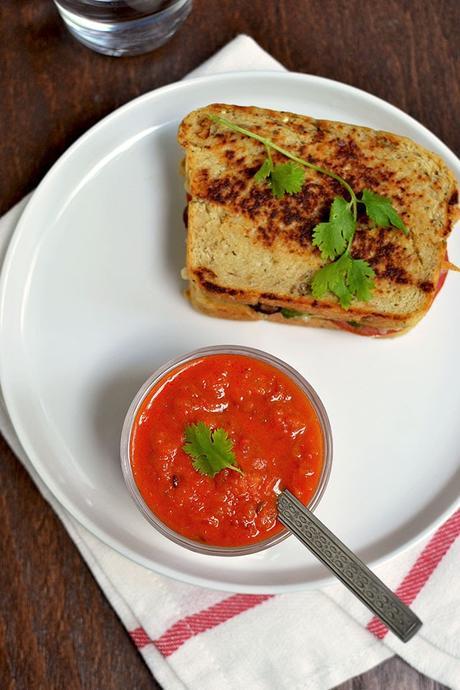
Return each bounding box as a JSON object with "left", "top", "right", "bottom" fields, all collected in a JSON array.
[{"left": 53, "top": 0, "right": 192, "bottom": 57}]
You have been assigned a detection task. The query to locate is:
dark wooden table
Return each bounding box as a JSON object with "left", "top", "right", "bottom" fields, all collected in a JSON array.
[{"left": 0, "top": 1, "right": 457, "bottom": 688}]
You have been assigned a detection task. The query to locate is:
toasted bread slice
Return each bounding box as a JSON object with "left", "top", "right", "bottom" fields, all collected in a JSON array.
[{"left": 178, "top": 104, "right": 458, "bottom": 335}]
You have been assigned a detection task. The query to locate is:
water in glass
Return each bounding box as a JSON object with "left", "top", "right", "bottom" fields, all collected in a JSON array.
[{"left": 53, "top": 0, "right": 192, "bottom": 56}]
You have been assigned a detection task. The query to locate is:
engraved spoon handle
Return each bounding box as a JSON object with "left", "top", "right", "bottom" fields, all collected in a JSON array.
[{"left": 278, "top": 490, "right": 422, "bottom": 643}]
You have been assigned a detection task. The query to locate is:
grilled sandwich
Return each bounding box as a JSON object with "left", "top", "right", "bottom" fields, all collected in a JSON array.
[{"left": 178, "top": 104, "right": 458, "bottom": 337}]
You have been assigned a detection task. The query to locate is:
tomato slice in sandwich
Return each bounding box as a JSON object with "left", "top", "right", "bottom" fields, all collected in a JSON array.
[{"left": 334, "top": 321, "right": 399, "bottom": 337}]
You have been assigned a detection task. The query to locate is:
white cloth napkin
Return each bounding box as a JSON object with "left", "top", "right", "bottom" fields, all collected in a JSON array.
[{"left": 1, "top": 35, "right": 459, "bottom": 690}]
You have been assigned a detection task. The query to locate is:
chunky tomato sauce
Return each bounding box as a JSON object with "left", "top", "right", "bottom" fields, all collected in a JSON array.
[{"left": 130, "top": 354, "right": 324, "bottom": 547}]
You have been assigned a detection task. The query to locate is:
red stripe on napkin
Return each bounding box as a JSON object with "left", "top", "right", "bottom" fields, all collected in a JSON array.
[
  {"left": 130, "top": 594, "right": 272, "bottom": 656},
  {"left": 130, "top": 627, "right": 153, "bottom": 648},
  {"left": 367, "top": 509, "right": 460, "bottom": 639},
  {"left": 154, "top": 593, "right": 272, "bottom": 656}
]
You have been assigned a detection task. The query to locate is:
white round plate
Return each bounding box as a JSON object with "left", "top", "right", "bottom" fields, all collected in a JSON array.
[{"left": 1, "top": 72, "right": 459, "bottom": 593}]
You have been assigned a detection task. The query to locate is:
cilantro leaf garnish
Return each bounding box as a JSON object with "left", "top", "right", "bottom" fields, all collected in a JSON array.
[
  {"left": 208, "top": 113, "right": 409, "bottom": 308},
  {"left": 183, "top": 421, "right": 243, "bottom": 478},
  {"left": 312, "top": 252, "right": 375, "bottom": 309},
  {"left": 254, "top": 157, "right": 305, "bottom": 197},
  {"left": 254, "top": 156, "right": 273, "bottom": 182},
  {"left": 269, "top": 162, "right": 305, "bottom": 197},
  {"left": 346, "top": 257, "right": 376, "bottom": 302},
  {"left": 312, "top": 197, "right": 356, "bottom": 260},
  {"left": 359, "top": 189, "right": 408, "bottom": 235},
  {"left": 311, "top": 253, "right": 353, "bottom": 308}
]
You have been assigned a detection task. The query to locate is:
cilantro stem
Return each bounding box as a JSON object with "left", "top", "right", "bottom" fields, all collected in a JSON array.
[
  {"left": 265, "top": 143, "right": 272, "bottom": 163},
  {"left": 209, "top": 114, "right": 358, "bottom": 219}
]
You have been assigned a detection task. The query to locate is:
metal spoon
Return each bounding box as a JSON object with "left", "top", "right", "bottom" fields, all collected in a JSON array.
[{"left": 277, "top": 489, "right": 422, "bottom": 643}]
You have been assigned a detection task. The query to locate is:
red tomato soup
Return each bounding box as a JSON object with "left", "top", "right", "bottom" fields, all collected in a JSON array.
[{"left": 130, "top": 354, "right": 325, "bottom": 547}]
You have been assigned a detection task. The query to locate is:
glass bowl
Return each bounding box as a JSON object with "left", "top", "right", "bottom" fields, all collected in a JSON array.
[{"left": 120, "top": 345, "right": 333, "bottom": 556}]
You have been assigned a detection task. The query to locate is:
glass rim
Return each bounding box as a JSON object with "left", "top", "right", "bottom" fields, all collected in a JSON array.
[
  {"left": 120, "top": 345, "right": 333, "bottom": 557},
  {"left": 54, "top": 0, "right": 191, "bottom": 27}
]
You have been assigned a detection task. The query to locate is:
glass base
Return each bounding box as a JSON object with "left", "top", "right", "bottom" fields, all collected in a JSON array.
[{"left": 55, "top": 0, "right": 192, "bottom": 57}]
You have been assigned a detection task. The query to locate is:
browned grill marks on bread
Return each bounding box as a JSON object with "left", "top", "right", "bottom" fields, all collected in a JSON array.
[
  {"left": 351, "top": 228, "right": 411, "bottom": 284},
  {"left": 194, "top": 267, "right": 244, "bottom": 297},
  {"left": 419, "top": 281, "right": 434, "bottom": 293}
]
